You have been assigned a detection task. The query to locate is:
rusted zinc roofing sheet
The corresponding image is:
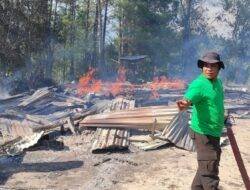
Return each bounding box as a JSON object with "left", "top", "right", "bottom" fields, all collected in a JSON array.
[
  {"left": 80, "top": 105, "right": 178, "bottom": 130},
  {"left": 91, "top": 97, "right": 135, "bottom": 153}
]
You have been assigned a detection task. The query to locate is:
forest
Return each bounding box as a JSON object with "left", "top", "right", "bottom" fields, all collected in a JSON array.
[{"left": 0, "top": 0, "right": 249, "bottom": 94}]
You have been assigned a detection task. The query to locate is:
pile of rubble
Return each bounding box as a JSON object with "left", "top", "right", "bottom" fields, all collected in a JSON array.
[
  {"left": 0, "top": 84, "right": 249, "bottom": 156},
  {"left": 0, "top": 86, "right": 110, "bottom": 155}
]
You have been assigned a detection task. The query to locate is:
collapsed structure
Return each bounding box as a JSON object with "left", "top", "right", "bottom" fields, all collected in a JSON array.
[{"left": 0, "top": 79, "right": 249, "bottom": 156}]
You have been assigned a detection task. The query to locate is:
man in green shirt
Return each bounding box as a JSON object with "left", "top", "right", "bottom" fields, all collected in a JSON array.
[{"left": 177, "top": 52, "right": 225, "bottom": 190}]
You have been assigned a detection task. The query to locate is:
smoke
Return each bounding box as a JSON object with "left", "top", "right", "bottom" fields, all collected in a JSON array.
[
  {"left": 0, "top": 88, "right": 10, "bottom": 99},
  {"left": 167, "top": 34, "right": 250, "bottom": 86},
  {"left": 0, "top": 70, "right": 28, "bottom": 97},
  {"left": 167, "top": 35, "right": 221, "bottom": 81},
  {"left": 0, "top": 75, "right": 11, "bottom": 99}
]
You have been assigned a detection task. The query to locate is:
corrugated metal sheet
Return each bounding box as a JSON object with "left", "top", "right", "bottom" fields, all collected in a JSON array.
[
  {"left": 91, "top": 98, "right": 135, "bottom": 153},
  {"left": 0, "top": 118, "right": 44, "bottom": 155},
  {"left": 80, "top": 106, "right": 178, "bottom": 130},
  {"left": 0, "top": 118, "right": 34, "bottom": 140},
  {"left": 0, "top": 87, "right": 95, "bottom": 155},
  {"left": 0, "top": 118, "right": 39, "bottom": 142},
  {"left": 161, "top": 111, "right": 195, "bottom": 151}
]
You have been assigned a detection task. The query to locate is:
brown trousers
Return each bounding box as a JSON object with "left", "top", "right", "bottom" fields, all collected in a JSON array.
[{"left": 190, "top": 130, "right": 221, "bottom": 190}]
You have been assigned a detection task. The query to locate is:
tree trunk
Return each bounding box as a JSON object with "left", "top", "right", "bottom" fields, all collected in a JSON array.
[
  {"left": 118, "top": 8, "right": 124, "bottom": 61},
  {"left": 92, "top": 0, "right": 99, "bottom": 68},
  {"left": 85, "top": 0, "right": 90, "bottom": 40},
  {"left": 80, "top": 0, "right": 91, "bottom": 75},
  {"left": 99, "top": 0, "right": 108, "bottom": 74},
  {"left": 69, "top": 0, "right": 76, "bottom": 81},
  {"left": 81, "top": 0, "right": 91, "bottom": 75},
  {"left": 181, "top": 0, "right": 193, "bottom": 74},
  {"left": 97, "top": 0, "right": 104, "bottom": 73},
  {"left": 98, "top": 0, "right": 103, "bottom": 58},
  {"left": 44, "top": 0, "right": 54, "bottom": 79},
  {"left": 53, "top": 0, "right": 58, "bottom": 31}
]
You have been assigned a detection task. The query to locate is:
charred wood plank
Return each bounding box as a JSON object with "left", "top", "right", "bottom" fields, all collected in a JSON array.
[
  {"left": 0, "top": 92, "right": 28, "bottom": 103},
  {"left": 55, "top": 93, "right": 87, "bottom": 103},
  {"left": 18, "top": 87, "right": 53, "bottom": 108}
]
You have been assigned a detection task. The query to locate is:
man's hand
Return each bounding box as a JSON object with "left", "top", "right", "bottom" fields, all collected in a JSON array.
[{"left": 176, "top": 99, "right": 191, "bottom": 111}]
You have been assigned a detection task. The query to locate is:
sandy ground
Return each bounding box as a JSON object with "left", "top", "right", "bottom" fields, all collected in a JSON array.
[{"left": 0, "top": 118, "right": 249, "bottom": 190}]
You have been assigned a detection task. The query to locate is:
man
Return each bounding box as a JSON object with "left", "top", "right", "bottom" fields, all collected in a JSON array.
[{"left": 177, "top": 52, "right": 225, "bottom": 190}]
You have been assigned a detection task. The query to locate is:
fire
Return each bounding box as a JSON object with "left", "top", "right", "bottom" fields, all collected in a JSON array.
[
  {"left": 77, "top": 67, "right": 185, "bottom": 98},
  {"left": 147, "top": 76, "right": 185, "bottom": 99},
  {"left": 109, "top": 66, "right": 127, "bottom": 96},
  {"left": 77, "top": 67, "right": 102, "bottom": 95},
  {"left": 77, "top": 66, "right": 129, "bottom": 96}
]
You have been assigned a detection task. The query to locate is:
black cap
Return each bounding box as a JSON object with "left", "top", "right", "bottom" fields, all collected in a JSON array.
[{"left": 198, "top": 52, "right": 225, "bottom": 69}]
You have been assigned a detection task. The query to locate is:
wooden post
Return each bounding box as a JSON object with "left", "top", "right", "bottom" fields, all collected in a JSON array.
[{"left": 227, "top": 127, "right": 250, "bottom": 190}]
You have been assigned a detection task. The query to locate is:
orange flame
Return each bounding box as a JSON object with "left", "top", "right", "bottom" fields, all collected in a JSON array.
[
  {"left": 77, "top": 67, "right": 102, "bottom": 95},
  {"left": 109, "top": 66, "right": 127, "bottom": 96},
  {"left": 77, "top": 67, "right": 185, "bottom": 98},
  {"left": 147, "top": 76, "right": 185, "bottom": 99}
]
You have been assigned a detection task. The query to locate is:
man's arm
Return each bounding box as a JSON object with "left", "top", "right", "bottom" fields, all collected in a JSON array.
[
  {"left": 176, "top": 99, "right": 191, "bottom": 111},
  {"left": 179, "top": 80, "right": 203, "bottom": 111}
]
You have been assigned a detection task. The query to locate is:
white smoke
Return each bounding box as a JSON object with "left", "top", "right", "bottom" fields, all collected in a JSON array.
[
  {"left": 0, "top": 87, "right": 10, "bottom": 99},
  {"left": 0, "top": 73, "right": 11, "bottom": 99}
]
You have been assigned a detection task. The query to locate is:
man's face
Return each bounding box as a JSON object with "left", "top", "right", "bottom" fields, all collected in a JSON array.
[{"left": 202, "top": 62, "right": 220, "bottom": 80}]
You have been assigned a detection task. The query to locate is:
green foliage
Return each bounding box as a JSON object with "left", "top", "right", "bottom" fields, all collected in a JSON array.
[
  {"left": 0, "top": 0, "right": 249, "bottom": 86},
  {"left": 113, "top": 0, "right": 180, "bottom": 78}
]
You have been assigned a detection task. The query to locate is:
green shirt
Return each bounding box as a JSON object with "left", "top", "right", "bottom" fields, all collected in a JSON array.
[{"left": 184, "top": 74, "right": 224, "bottom": 137}]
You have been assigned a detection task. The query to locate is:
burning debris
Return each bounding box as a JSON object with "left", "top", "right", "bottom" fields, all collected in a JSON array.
[
  {"left": 77, "top": 67, "right": 186, "bottom": 98},
  {"left": 0, "top": 73, "right": 249, "bottom": 156}
]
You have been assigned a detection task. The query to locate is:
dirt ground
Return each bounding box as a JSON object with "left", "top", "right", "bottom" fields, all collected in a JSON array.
[{"left": 0, "top": 118, "right": 249, "bottom": 190}]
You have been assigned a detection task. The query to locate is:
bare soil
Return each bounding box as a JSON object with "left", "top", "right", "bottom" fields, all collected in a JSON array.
[{"left": 0, "top": 118, "right": 249, "bottom": 190}]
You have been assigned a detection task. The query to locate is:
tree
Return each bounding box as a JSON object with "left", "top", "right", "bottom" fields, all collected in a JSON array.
[
  {"left": 100, "top": 0, "right": 109, "bottom": 70},
  {"left": 68, "top": 0, "right": 76, "bottom": 81},
  {"left": 179, "top": 0, "right": 194, "bottom": 75},
  {"left": 219, "top": 0, "right": 250, "bottom": 83},
  {"left": 113, "top": 0, "right": 180, "bottom": 79}
]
